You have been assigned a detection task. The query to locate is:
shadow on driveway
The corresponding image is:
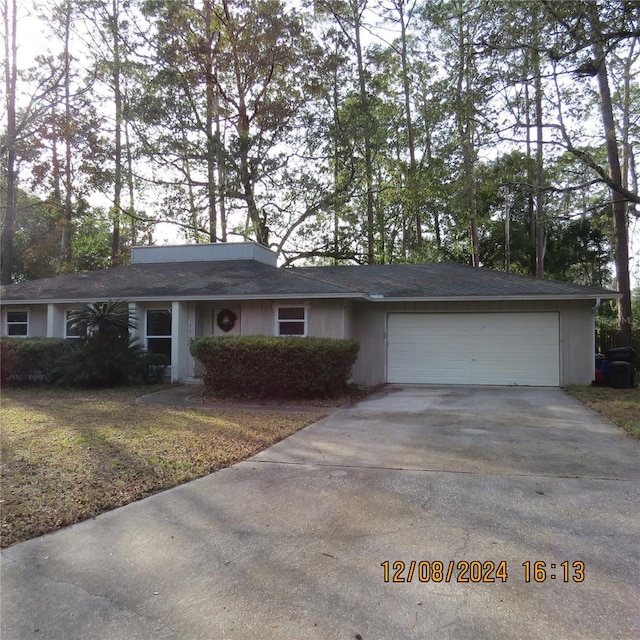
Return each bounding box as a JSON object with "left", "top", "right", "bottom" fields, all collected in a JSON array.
[{"left": 2, "top": 385, "right": 639, "bottom": 640}]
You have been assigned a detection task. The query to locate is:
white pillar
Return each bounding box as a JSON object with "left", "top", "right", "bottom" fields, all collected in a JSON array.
[
  {"left": 46, "top": 304, "right": 64, "bottom": 338},
  {"left": 129, "top": 302, "right": 142, "bottom": 344},
  {"left": 171, "top": 301, "right": 192, "bottom": 383}
]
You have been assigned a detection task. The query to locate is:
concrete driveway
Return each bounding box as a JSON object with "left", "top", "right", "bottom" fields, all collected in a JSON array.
[{"left": 2, "top": 386, "right": 639, "bottom": 640}]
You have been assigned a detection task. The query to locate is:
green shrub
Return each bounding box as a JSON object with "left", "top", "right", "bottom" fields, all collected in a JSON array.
[
  {"left": 190, "top": 335, "right": 360, "bottom": 398},
  {"left": 56, "top": 336, "right": 145, "bottom": 387},
  {"left": 56, "top": 301, "right": 145, "bottom": 388},
  {"left": 0, "top": 340, "right": 20, "bottom": 385},
  {"left": 139, "top": 352, "right": 170, "bottom": 384},
  {"left": 0, "top": 338, "right": 73, "bottom": 384}
]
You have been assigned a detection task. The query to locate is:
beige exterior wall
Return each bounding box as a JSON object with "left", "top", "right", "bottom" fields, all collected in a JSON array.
[
  {"left": 190, "top": 299, "right": 354, "bottom": 379},
  {"left": 559, "top": 301, "right": 595, "bottom": 386},
  {"left": 31, "top": 306, "right": 48, "bottom": 336},
  {"left": 1, "top": 304, "right": 49, "bottom": 337},
  {"left": 238, "top": 300, "right": 273, "bottom": 335},
  {"left": 1, "top": 298, "right": 596, "bottom": 386},
  {"left": 351, "top": 303, "right": 387, "bottom": 386},
  {"left": 225, "top": 299, "right": 352, "bottom": 339},
  {"left": 350, "top": 299, "right": 596, "bottom": 387},
  {"left": 308, "top": 300, "right": 352, "bottom": 338}
]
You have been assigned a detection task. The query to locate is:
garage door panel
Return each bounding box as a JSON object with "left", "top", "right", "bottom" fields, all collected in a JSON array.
[{"left": 387, "top": 312, "right": 559, "bottom": 386}]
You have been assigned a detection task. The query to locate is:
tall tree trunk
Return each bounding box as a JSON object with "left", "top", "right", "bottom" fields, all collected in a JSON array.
[
  {"left": 111, "top": 0, "right": 122, "bottom": 267},
  {"left": 332, "top": 64, "right": 340, "bottom": 264},
  {"left": 396, "top": 0, "right": 420, "bottom": 248},
  {"left": 524, "top": 58, "right": 536, "bottom": 276},
  {"left": 421, "top": 105, "right": 441, "bottom": 252},
  {"left": 596, "top": 67, "right": 632, "bottom": 343},
  {"left": 206, "top": 76, "right": 218, "bottom": 243},
  {"left": 52, "top": 134, "right": 62, "bottom": 207},
  {"left": 504, "top": 184, "right": 511, "bottom": 272},
  {"left": 238, "top": 126, "right": 267, "bottom": 245},
  {"left": 1, "top": 0, "right": 17, "bottom": 284},
  {"left": 180, "top": 129, "right": 199, "bottom": 240},
  {"left": 619, "top": 39, "right": 637, "bottom": 196},
  {"left": 456, "top": 3, "right": 478, "bottom": 267},
  {"left": 125, "top": 119, "right": 136, "bottom": 245},
  {"left": 352, "top": 0, "right": 375, "bottom": 264},
  {"left": 589, "top": 5, "right": 632, "bottom": 345},
  {"left": 533, "top": 36, "right": 545, "bottom": 278},
  {"left": 204, "top": 0, "right": 218, "bottom": 243},
  {"left": 60, "top": 0, "right": 73, "bottom": 271},
  {"left": 215, "top": 91, "right": 227, "bottom": 242},
  {"left": 222, "top": 0, "right": 267, "bottom": 246}
]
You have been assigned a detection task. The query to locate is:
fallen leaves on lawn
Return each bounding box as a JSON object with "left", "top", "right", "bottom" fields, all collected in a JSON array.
[{"left": 1, "top": 386, "right": 324, "bottom": 547}]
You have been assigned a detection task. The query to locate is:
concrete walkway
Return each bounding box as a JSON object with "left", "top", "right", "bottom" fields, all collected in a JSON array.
[{"left": 2, "top": 385, "right": 639, "bottom": 640}]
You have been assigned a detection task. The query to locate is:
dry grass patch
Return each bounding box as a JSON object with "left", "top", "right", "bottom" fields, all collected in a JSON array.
[
  {"left": 566, "top": 385, "right": 640, "bottom": 439},
  {"left": 1, "top": 385, "right": 324, "bottom": 548}
]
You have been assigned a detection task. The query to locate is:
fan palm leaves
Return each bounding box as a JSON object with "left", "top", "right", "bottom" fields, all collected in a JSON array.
[
  {"left": 66, "top": 300, "right": 137, "bottom": 339},
  {"left": 58, "top": 301, "right": 147, "bottom": 387}
]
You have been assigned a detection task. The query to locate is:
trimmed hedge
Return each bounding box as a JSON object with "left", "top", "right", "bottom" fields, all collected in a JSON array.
[
  {"left": 0, "top": 340, "right": 20, "bottom": 385},
  {"left": 190, "top": 336, "right": 360, "bottom": 398},
  {"left": 0, "top": 338, "right": 73, "bottom": 384},
  {"left": 0, "top": 337, "right": 168, "bottom": 387}
]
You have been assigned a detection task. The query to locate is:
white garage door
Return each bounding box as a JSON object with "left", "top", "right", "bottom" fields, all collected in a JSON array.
[{"left": 387, "top": 312, "right": 560, "bottom": 386}]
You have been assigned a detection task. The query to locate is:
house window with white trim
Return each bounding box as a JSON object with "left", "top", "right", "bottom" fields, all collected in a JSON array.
[
  {"left": 276, "top": 306, "right": 307, "bottom": 336},
  {"left": 65, "top": 311, "right": 87, "bottom": 339},
  {"left": 146, "top": 309, "right": 172, "bottom": 363},
  {"left": 6, "top": 311, "right": 29, "bottom": 336}
]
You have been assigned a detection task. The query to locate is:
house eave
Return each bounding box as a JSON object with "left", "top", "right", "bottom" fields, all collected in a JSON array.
[
  {"left": 0, "top": 291, "right": 620, "bottom": 306},
  {"left": 368, "top": 293, "right": 622, "bottom": 303},
  {"left": 0, "top": 292, "right": 367, "bottom": 305}
]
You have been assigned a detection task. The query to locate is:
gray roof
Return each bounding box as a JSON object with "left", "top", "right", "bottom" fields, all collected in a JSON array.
[
  {"left": 1, "top": 260, "right": 619, "bottom": 304},
  {"left": 297, "top": 263, "right": 619, "bottom": 300}
]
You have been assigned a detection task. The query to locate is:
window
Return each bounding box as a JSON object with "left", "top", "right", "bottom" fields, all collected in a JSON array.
[
  {"left": 6, "top": 311, "right": 28, "bottom": 337},
  {"left": 276, "top": 306, "right": 307, "bottom": 336},
  {"left": 65, "top": 311, "right": 87, "bottom": 339},
  {"left": 146, "top": 309, "right": 172, "bottom": 363}
]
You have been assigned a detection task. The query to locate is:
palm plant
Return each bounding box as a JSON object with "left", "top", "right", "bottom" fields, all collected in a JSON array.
[
  {"left": 58, "top": 301, "right": 143, "bottom": 387},
  {"left": 66, "top": 300, "right": 137, "bottom": 339}
]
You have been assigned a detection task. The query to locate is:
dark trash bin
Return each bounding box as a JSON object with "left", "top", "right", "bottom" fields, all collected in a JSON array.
[
  {"left": 607, "top": 361, "right": 633, "bottom": 389},
  {"left": 594, "top": 354, "right": 605, "bottom": 384},
  {"left": 604, "top": 347, "right": 635, "bottom": 364}
]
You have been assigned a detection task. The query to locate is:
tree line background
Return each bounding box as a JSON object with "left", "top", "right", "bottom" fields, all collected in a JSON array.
[{"left": 1, "top": 0, "right": 639, "bottom": 341}]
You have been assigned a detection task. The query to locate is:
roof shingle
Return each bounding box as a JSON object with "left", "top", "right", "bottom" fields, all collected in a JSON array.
[
  {"left": 297, "top": 263, "right": 618, "bottom": 299},
  {"left": 0, "top": 260, "right": 618, "bottom": 303}
]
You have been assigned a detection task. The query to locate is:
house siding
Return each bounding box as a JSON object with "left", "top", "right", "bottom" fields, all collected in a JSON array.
[
  {"left": 238, "top": 300, "right": 273, "bottom": 335},
  {"left": 232, "top": 299, "right": 350, "bottom": 339},
  {"left": 188, "top": 299, "right": 352, "bottom": 379},
  {"left": 29, "top": 306, "right": 47, "bottom": 336},
  {"left": 558, "top": 301, "right": 595, "bottom": 386},
  {"left": 349, "top": 300, "right": 596, "bottom": 387},
  {"left": 351, "top": 303, "right": 386, "bottom": 386},
  {"left": 1, "top": 297, "right": 596, "bottom": 387},
  {"left": 1, "top": 305, "right": 48, "bottom": 337},
  {"left": 308, "top": 300, "right": 352, "bottom": 338},
  {"left": 131, "top": 241, "right": 277, "bottom": 266}
]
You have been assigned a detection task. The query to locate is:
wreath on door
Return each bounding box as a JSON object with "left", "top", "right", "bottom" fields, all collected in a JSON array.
[{"left": 216, "top": 309, "right": 237, "bottom": 333}]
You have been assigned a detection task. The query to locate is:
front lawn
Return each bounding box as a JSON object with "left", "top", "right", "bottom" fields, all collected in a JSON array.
[
  {"left": 566, "top": 385, "right": 640, "bottom": 439},
  {"left": 0, "top": 385, "right": 324, "bottom": 548}
]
